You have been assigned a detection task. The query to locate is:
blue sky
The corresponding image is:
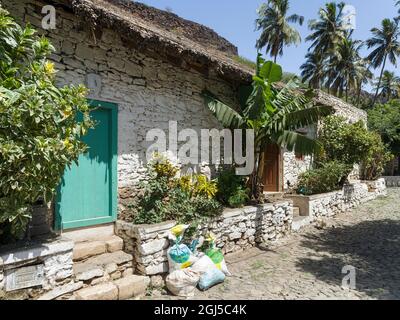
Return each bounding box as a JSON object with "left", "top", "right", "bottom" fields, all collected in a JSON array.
[{"left": 140, "top": 0, "right": 399, "bottom": 89}]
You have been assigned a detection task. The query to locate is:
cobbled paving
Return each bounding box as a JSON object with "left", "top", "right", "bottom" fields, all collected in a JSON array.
[{"left": 149, "top": 189, "right": 400, "bottom": 300}]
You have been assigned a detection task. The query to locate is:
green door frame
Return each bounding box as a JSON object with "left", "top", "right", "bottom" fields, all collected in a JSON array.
[{"left": 55, "top": 99, "right": 118, "bottom": 230}]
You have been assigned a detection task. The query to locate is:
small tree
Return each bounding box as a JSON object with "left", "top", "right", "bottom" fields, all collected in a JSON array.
[
  {"left": 318, "top": 115, "right": 392, "bottom": 181},
  {"left": 0, "top": 7, "right": 92, "bottom": 237}
]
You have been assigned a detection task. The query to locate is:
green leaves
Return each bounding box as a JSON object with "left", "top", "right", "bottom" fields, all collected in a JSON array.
[
  {"left": 259, "top": 61, "right": 283, "bottom": 83},
  {"left": 0, "top": 8, "right": 92, "bottom": 239}
]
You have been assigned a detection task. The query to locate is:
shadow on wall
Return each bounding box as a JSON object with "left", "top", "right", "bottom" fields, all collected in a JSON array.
[{"left": 295, "top": 219, "right": 400, "bottom": 299}]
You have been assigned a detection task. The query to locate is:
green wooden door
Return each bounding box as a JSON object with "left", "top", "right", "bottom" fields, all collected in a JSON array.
[{"left": 55, "top": 100, "right": 118, "bottom": 230}]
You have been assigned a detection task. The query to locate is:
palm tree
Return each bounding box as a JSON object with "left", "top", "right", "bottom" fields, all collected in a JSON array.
[
  {"left": 306, "top": 2, "right": 347, "bottom": 55},
  {"left": 327, "top": 38, "right": 364, "bottom": 101},
  {"left": 255, "top": 0, "right": 304, "bottom": 63},
  {"left": 204, "top": 55, "right": 332, "bottom": 199},
  {"left": 377, "top": 70, "right": 400, "bottom": 101},
  {"left": 300, "top": 52, "right": 325, "bottom": 89},
  {"left": 354, "top": 59, "right": 373, "bottom": 107},
  {"left": 306, "top": 2, "right": 348, "bottom": 93},
  {"left": 366, "top": 18, "right": 400, "bottom": 107}
]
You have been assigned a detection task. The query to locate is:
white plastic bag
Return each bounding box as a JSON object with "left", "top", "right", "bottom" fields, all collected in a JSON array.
[
  {"left": 166, "top": 269, "right": 200, "bottom": 297},
  {"left": 191, "top": 255, "right": 216, "bottom": 275}
]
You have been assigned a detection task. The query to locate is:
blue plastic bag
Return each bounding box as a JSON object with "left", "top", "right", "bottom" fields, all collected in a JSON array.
[{"left": 198, "top": 268, "right": 225, "bottom": 291}]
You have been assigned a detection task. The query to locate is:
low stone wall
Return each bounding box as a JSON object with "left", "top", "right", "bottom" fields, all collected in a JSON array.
[
  {"left": 383, "top": 176, "right": 400, "bottom": 188},
  {"left": 116, "top": 200, "right": 293, "bottom": 276},
  {"left": 286, "top": 179, "right": 386, "bottom": 219},
  {"left": 0, "top": 238, "right": 73, "bottom": 299}
]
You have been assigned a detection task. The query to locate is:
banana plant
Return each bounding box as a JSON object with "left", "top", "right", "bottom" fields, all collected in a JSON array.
[{"left": 204, "top": 54, "right": 333, "bottom": 199}]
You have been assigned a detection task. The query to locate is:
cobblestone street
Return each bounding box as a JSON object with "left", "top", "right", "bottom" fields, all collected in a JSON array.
[{"left": 151, "top": 189, "right": 400, "bottom": 300}]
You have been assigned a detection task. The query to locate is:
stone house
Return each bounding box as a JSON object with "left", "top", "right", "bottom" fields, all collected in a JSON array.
[{"left": 0, "top": 0, "right": 371, "bottom": 299}]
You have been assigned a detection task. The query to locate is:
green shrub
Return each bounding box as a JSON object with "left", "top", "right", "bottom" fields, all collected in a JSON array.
[
  {"left": 297, "top": 161, "right": 352, "bottom": 195},
  {"left": 360, "top": 132, "right": 393, "bottom": 180},
  {"left": 133, "top": 156, "right": 223, "bottom": 225},
  {"left": 318, "top": 116, "right": 372, "bottom": 166},
  {"left": 0, "top": 7, "right": 92, "bottom": 237},
  {"left": 216, "top": 168, "right": 249, "bottom": 208}
]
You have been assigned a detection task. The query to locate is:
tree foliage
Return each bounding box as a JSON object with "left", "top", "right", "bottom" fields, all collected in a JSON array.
[
  {"left": 368, "top": 99, "right": 400, "bottom": 155},
  {"left": 0, "top": 7, "right": 92, "bottom": 237},
  {"left": 256, "top": 0, "right": 304, "bottom": 62}
]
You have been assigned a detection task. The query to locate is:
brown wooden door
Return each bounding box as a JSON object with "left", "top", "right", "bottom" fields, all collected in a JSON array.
[{"left": 262, "top": 144, "right": 281, "bottom": 192}]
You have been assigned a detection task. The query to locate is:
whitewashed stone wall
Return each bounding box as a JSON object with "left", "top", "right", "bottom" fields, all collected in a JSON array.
[
  {"left": 5, "top": 0, "right": 242, "bottom": 218},
  {"left": 286, "top": 179, "right": 387, "bottom": 219},
  {"left": 283, "top": 152, "right": 312, "bottom": 191},
  {"left": 0, "top": 239, "right": 74, "bottom": 297},
  {"left": 116, "top": 201, "right": 293, "bottom": 275}
]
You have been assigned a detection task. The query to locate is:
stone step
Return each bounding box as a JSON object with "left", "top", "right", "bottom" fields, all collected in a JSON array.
[
  {"left": 74, "top": 275, "right": 150, "bottom": 300},
  {"left": 62, "top": 224, "right": 115, "bottom": 242},
  {"left": 293, "top": 207, "right": 300, "bottom": 218},
  {"left": 264, "top": 192, "right": 284, "bottom": 203},
  {"left": 72, "top": 236, "right": 124, "bottom": 262},
  {"left": 73, "top": 250, "right": 134, "bottom": 283},
  {"left": 292, "top": 216, "right": 312, "bottom": 232}
]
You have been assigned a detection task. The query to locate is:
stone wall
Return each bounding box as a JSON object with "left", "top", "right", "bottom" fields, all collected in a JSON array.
[
  {"left": 0, "top": 239, "right": 74, "bottom": 299},
  {"left": 286, "top": 179, "right": 386, "bottom": 219},
  {"left": 116, "top": 201, "right": 293, "bottom": 276},
  {"left": 383, "top": 176, "right": 400, "bottom": 188},
  {"left": 283, "top": 152, "right": 312, "bottom": 191},
  {"left": 4, "top": 0, "right": 242, "bottom": 220}
]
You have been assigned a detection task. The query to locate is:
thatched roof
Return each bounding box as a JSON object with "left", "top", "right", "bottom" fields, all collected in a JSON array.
[{"left": 53, "top": 0, "right": 254, "bottom": 83}]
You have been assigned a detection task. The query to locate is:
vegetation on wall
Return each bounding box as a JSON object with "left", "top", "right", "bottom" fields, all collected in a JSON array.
[
  {"left": 297, "top": 115, "right": 392, "bottom": 195},
  {"left": 133, "top": 154, "right": 223, "bottom": 226},
  {"left": 297, "top": 161, "right": 350, "bottom": 196},
  {"left": 0, "top": 7, "right": 92, "bottom": 237}
]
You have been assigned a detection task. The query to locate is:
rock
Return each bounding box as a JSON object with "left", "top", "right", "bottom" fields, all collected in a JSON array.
[
  {"left": 110, "top": 271, "right": 122, "bottom": 280},
  {"left": 37, "top": 282, "right": 83, "bottom": 300},
  {"left": 105, "top": 263, "right": 118, "bottom": 274},
  {"left": 150, "top": 275, "right": 165, "bottom": 288},
  {"left": 105, "top": 237, "right": 124, "bottom": 253},
  {"left": 138, "top": 239, "right": 169, "bottom": 256},
  {"left": 114, "top": 275, "right": 150, "bottom": 300},
  {"left": 76, "top": 266, "right": 104, "bottom": 281},
  {"left": 228, "top": 232, "right": 242, "bottom": 241},
  {"left": 75, "top": 282, "right": 118, "bottom": 300},
  {"left": 123, "top": 268, "right": 134, "bottom": 277},
  {"left": 73, "top": 241, "right": 106, "bottom": 261}
]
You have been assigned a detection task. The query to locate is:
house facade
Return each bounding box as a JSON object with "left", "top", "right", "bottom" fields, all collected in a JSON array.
[
  {"left": 3, "top": 0, "right": 368, "bottom": 234},
  {"left": 0, "top": 0, "right": 379, "bottom": 300}
]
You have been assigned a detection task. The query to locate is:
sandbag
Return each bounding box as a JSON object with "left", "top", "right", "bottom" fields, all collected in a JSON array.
[
  {"left": 205, "top": 233, "right": 231, "bottom": 276},
  {"left": 166, "top": 269, "right": 200, "bottom": 297},
  {"left": 198, "top": 268, "right": 225, "bottom": 291},
  {"left": 168, "top": 243, "right": 198, "bottom": 272},
  {"left": 167, "top": 224, "right": 198, "bottom": 272},
  {"left": 191, "top": 255, "right": 216, "bottom": 275}
]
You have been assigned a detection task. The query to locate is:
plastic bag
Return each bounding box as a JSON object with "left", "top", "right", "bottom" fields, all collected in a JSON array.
[
  {"left": 167, "top": 225, "right": 198, "bottom": 272},
  {"left": 198, "top": 268, "right": 225, "bottom": 291},
  {"left": 191, "top": 255, "right": 225, "bottom": 291},
  {"left": 205, "top": 233, "right": 231, "bottom": 276},
  {"left": 166, "top": 269, "right": 200, "bottom": 297}
]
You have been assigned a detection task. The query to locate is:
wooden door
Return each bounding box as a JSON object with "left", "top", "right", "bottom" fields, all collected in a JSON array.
[{"left": 262, "top": 144, "right": 282, "bottom": 192}]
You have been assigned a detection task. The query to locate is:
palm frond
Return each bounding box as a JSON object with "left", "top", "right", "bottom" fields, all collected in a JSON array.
[
  {"left": 203, "top": 91, "right": 244, "bottom": 128},
  {"left": 272, "top": 130, "right": 322, "bottom": 155}
]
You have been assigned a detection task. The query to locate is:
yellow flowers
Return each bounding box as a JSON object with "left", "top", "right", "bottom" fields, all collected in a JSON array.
[
  {"left": 61, "top": 105, "right": 73, "bottom": 119},
  {"left": 63, "top": 138, "right": 73, "bottom": 151},
  {"left": 43, "top": 61, "right": 55, "bottom": 76}
]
